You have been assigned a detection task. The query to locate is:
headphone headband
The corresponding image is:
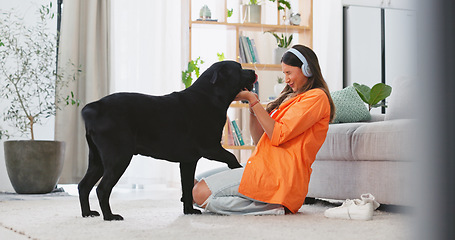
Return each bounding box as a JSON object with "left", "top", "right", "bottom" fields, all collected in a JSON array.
[{"left": 286, "top": 48, "right": 313, "bottom": 77}]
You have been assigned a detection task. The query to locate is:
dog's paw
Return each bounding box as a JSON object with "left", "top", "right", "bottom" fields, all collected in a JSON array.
[
  {"left": 82, "top": 210, "right": 100, "bottom": 218},
  {"left": 184, "top": 208, "right": 202, "bottom": 215},
  {"left": 104, "top": 214, "right": 124, "bottom": 221},
  {"left": 228, "top": 162, "right": 242, "bottom": 169}
]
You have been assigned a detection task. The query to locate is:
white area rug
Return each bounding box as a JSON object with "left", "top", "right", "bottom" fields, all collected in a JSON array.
[{"left": 0, "top": 187, "right": 410, "bottom": 240}]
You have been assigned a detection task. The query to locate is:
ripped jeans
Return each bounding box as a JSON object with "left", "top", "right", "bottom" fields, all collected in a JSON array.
[{"left": 196, "top": 166, "right": 284, "bottom": 215}]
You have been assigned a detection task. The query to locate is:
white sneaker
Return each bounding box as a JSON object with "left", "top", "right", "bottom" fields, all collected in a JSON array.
[
  {"left": 324, "top": 193, "right": 379, "bottom": 220},
  {"left": 361, "top": 193, "right": 380, "bottom": 210}
]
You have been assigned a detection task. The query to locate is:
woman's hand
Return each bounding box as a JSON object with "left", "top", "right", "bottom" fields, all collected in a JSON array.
[
  {"left": 234, "top": 89, "right": 258, "bottom": 103},
  {"left": 234, "top": 89, "right": 276, "bottom": 141}
]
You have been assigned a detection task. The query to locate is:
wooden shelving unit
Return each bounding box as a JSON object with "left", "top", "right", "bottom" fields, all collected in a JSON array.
[
  {"left": 188, "top": 0, "right": 313, "bottom": 161},
  {"left": 188, "top": 0, "right": 313, "bottom": 70}
]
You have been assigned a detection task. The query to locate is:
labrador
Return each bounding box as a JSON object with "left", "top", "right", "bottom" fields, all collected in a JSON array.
[{"left": 78, "top": 61, "right": 257, "bottom": 220}]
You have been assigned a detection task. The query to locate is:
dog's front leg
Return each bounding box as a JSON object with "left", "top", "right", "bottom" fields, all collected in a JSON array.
[
  {"left": 179, "top": 161, "right": 202, "bottom": 214},
  {"left": 205, "top": 147, "right": 242, "bottom": 169}
]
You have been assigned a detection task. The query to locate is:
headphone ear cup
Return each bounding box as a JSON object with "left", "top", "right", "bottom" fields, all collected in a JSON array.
[{"left": 302, "top": 63, "right": 312, "bottom": 77}]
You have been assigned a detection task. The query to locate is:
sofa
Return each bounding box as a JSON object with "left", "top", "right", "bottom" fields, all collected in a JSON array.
[{"left": 307, "top": 80, "right": 416, "bottom": 206}]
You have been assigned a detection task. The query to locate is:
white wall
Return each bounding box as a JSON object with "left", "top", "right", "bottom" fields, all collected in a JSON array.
[{"left": 313, "top": 0, "right": 345, "bottom": 92}]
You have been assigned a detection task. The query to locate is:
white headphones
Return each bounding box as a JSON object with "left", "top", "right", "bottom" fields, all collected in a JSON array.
[{"left": 286, "top": 48, "right": 313, "bottom": 77}]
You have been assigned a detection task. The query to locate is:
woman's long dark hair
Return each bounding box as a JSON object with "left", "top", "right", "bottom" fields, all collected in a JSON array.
[{"left": 266, "top": 45, "right": 335, "bottom": 122}]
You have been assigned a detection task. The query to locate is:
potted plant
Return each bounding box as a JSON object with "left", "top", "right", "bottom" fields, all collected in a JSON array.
[
  {"left": 266, "top": 31, "right": 293, "bottom": 64},
  {"left": 242, "top": 0, "right": 262, "bottom": 24},
  {"left": 0, "top": 3, "right": 80, "bottom": 194},
  {"left": 242, "top": 0, "right": 291, "bottom": 24},
  {"left": 274, "top": 76, "right": 286, "bottom": 97}
]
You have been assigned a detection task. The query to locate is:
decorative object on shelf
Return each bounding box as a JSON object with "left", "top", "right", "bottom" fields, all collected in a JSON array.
[
  {"left": 242, "top": 0, "right": 262, "bottom": 24},
  {"left": 198, "top": 5, "right": 217, "bottom": 21},
  {"left": 200, "top": 5, "right": 211, "bottom": 19},
  {"left": 274, "top": 77, "right": 286, "bottom": 97},
  {"left": 266, "top": 31, "right": 293, "bottom": 64},
  {"left": 290, "top": 12, "right": 301, "bottom": 26},
  {"left": 181, "top": 57, "right": 204, "bottom": 88},
  {"left": 0, "top": 3, "right": 80, "bottom": 194},
  {"left": 353, "top": 82, "right": 392, "bottom": 111}
]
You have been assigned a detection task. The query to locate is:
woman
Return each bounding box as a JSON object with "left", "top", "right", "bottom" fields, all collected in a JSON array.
[{"left": 192, "top": 45, "right": 335, "bottom": 215}]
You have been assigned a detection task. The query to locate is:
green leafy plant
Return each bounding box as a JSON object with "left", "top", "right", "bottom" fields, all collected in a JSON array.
[
  {"left": 247, "top": 0, "right": 291, "bottom": 11},
  {"left": 269, "top": 0, "right": 291, "bottom": 11},
  {"left": 227, "top": 8, "right": 233, "bottom": 18},
  {"left": 266, "top": 31, "right": 293, "bottom": 48},
  {"left": 0, "top": 127, "right": 8, "bottom": 140},
  {"left": 353, "top": 83, "right": 392, "bottom": 111},
  {"left": 181, "top": 57, "right": 204, "bottom": 89},
  {"left": 277, "top": 76, "right": 284, "bottom": 84},
  {"left": 217, "top": 52, "right": 226, "bottom": 61},
  {"left": 0, "top": 2, "right": 81, "bottom": 140}
]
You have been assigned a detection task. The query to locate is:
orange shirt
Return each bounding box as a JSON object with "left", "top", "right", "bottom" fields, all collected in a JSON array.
[{"left": 238, "top": 88, "right": 330, "bottom": 213}]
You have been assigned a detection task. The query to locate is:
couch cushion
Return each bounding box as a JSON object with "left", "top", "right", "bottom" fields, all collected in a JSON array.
[
  {"left": 331, "top": 86, "right": 371, "bottom": 123},
  {"left": 316, "top": 122, "right": 366, "bottom": 161},
  {"left": 351, "top": 119, "right": 415, "bottom": 161}
]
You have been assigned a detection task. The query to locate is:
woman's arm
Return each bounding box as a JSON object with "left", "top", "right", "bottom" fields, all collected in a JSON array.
[
  {"left": 249, "top": 109, "right": 264, "bottom": 144},
  {"left": 235, "top": 90, "right": 276, "bottom": 141}
]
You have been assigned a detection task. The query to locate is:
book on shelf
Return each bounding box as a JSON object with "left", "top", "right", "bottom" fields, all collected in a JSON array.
[
  {"left": 239, "top": 37, "right": 247, "bottom": 64},
  {"left": 225, "top": 116, "right": 235, "bottom": 146},
  {"left": 250, "top": 39, "right": 260, "bottom": 64},
  {"left": 229, "top": 120, "right": 240, "bottom": 146},
  {"left": 239, "top": 35, "right": 260, "bottom": 64},
  {"left": 231, "top": 120, "right": 245, "bottom": 146},
  {"left": 223, "top": 118, "right": 246, "bottom": 146}
]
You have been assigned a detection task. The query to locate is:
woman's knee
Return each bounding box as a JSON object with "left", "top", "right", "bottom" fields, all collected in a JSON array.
[{"left": 192, "top": 179, "right": 211, "bottom": 207}]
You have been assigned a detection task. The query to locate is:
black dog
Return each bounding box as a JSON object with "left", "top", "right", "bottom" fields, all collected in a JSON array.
[{"left": 78, "top": 61, "right": 256, "bottom": 220}]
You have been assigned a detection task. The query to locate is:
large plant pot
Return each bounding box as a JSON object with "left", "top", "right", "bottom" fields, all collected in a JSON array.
[
  {"left": 4, "top": 140, "right": 65, "bottom": 194},
  {"left": 242, "top": 5, "right": 261, "bottom": 24},
  {"left": 273, "top": 47, "right": 289, "bottom": 64}
]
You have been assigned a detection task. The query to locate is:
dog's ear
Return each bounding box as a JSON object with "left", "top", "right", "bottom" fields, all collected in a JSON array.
[{"left": 210, "top": 64, "right": 226, "bottom": 84}]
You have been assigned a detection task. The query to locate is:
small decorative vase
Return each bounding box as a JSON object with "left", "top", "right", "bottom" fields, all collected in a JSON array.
[
  {"left": 273, "top": 47, "right": 288, "bottom": 64},
  {"left": 274, "top": 83, "right": 286, "bottom": 97},
  {"left": 199, "top": 5, "right": 211, "bottom": 20},
  {"left": 4, "top": 140, "right": 65, "bottom": 194},
  {"left": 242, "top": 5, "right": 261, "bottom": 24}
]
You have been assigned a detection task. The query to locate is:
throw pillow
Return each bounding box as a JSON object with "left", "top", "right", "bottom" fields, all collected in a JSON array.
[
  {"left": 384, "top": 76, "right": 415, "bottom": 120},
  {"left": 331, "top": 86, "right": 371, "bottom": 123}
]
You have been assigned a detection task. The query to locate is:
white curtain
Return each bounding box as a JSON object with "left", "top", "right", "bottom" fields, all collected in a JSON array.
[
  {"left": 108, "top": 0, "right": 185, "bottom": 188},
  {"left": 56, "top": 0, "right": 110, "bottom": 183}
]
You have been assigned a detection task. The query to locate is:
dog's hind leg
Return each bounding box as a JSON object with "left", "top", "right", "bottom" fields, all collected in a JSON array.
[
  {"left": 96, "top": 153, "right": 133, "bottom": 221},
  {"left": 180, "top": 161, "right": 202, "bottom": 214},
  {"left": 78, "top": 134, "right": 104, "bottom": 218}
]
